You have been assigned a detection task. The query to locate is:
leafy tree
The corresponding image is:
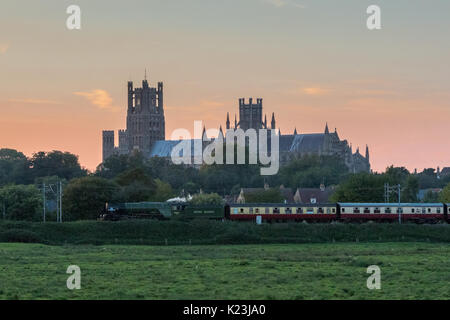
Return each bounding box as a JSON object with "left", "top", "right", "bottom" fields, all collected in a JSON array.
[
  {"left": 199, "top": 163, "right": 262, "bottom": 195},
  {"left": 147, "top": 157, "right": 201, "bottom": 191},
  {"left": 385, "top": 166, "right": 410, "bottom": 184},
  {"left": 115, "top": 183, "right": 156, "bottom": 203},
  {"left": 96, "top": 151, "right": 146, "bottom": 179},
  {"left": 245, "top": 189, "right": 284, "bottom": 203},
  {"left": 422, "top": 168, "right": 436, "bottom": 176},
  {"left": 330, "top": 173, "right": 385, "bottom": 202},
  {"left": 439, "top": 183, "right": 450, "bottom": 203},
  {"left": 403, "top": 175, "right": 419, "bottom": 202},
  {"left": 63, "top": 177, "right": 120, "bottom": 221},
  {"left": 182, "top": 181, "right": 200, "bottom": 195},
  {"left": 0, "top": 148, "right": 31, "bottom": 185},
  {"left": 0, "top": 185, "right": 42, "bottom": 221},
  {"left": 95, "top": 154, "right": 131, "bottom": 179},
  {"left": 113, "top": 167, "right": 157, "bottom": 202},
  {"left": 114, "top": 167, "right": 155, "bottom": 189},
  {"left": 30, "top": 151, "right": 86, "bottom": 181},
  {"left": 277, "top": 155, "right": 349, "bottom": 188},
  {"left": 152, "top": 179, "right": 174, "bottom": 202},
  {"left": 190, "top": 193, "right": 224, "bottom": 206},
  {"left": 423, "top": 190, "right": 440, "bottom": 203},
  {"left": 440, "top": 174, "right": 450, "bottom": 187},
  {"left": 230, "top": 184, "right": 241, "bottom": 196}
]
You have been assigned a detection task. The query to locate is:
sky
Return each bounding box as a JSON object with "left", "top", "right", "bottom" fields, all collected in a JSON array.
[{"left": 0, "top": 0, "right": 449, "bottom": 173}]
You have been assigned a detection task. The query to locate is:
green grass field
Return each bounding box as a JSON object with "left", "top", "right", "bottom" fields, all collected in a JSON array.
[{"left": 0, "top": 242, "right": 448, "bottom": 300}]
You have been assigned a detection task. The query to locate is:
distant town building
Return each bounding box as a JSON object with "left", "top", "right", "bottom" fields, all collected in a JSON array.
[
  {"left": 235, "top": 184, "right": 335, "bottom": 204},
  {"left": 293, "top": 184, "right": 335, "bottom": 204}
]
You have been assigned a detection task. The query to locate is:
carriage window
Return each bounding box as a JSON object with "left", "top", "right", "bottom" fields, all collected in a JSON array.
[
  {"left": 412, "top": 209, "right": 415, "bottom": 213},
  {"left": 296, "top": 208, "right": 303, "bottom": 214},
  {"left": 342, "top": 208, "right": 345, "bottom": 213},
  {"left": 255, "top": 208, "right": 259, "bottom": 214},
  {"left": 437, "top": 208, "right": 441, "bottom": 213},
  {"left": 265, "top": 207, "right": 270, "bottom": 214},
  {"left": 397, "top": 208, "right": 403, "bottom": 214},
  {"left": 374, "top": 208, "right": 380, "bottom": 213},
  {"left": 307, "top": 208, "right": 314, "bottom": 214},
  {"left": 364, "top": 208, "right": 370, "bottom": 213},
  {"left": 318, "top": 207, "right": 324, "bottom": 214},
  {"left": 240, "top": 208, "right": 244, "bottom": 213},
  {"left": 326, "top": 208, "right": 331, "bottom": 214},
  {"left": 285, "top": 208, "right": 292, "bottom": 214},
  {"left": 249, "top": 208, "right": 253, "bottom": 214},
  {"left": 273, "top": 208, "right": 280, "bottom": 214},
  {"left": 422, "top": 208, "right": 426, "bottom": 214},
  {"left": 353, "top": 208, "right": 360, "bottom": 213},
  {"left": 385, "top": 208, "right": 391, "bottom": 213},
  {"left": 428, "top": 208, "right": 431, "bottom": 213},
  {"left": 332, "top": 208, "right": 336, "bottom": 213}
]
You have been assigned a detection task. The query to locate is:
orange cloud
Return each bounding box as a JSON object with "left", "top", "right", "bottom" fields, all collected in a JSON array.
[
  {"left": 73, "top": 89, "right": 119, "bottom": 112},
  {"left": 302, "top": 87, "right": 329, "bottom": 95},
  {"left": 0, "top": 43, "right": 10, "bottom": 54}
]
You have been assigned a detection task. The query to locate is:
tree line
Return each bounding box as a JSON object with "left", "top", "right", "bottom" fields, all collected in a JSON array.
[{"left": 0, "top": 147, "right": 449, "bottom": 221}]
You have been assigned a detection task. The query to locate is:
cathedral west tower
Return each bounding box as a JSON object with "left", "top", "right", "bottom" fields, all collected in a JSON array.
[{"left": 102, "top": 77, "right": 165, "bottom": 162}]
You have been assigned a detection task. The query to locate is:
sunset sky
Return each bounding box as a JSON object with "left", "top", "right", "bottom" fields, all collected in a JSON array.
[{"left": 1, "top": 0, "right": 449, "bottom": 173}]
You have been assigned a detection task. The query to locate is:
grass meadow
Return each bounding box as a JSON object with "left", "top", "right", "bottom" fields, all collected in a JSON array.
[{"left": 0, "top": 242, "right": 449, "bottom": 300}]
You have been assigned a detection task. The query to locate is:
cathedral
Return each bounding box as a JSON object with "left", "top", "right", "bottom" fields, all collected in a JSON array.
[
  {"left": 102, "top": 79, "right": 371, "bottom": 173},
  {"left": 223, "top": 98, "right": 371, "bottom": 173}
]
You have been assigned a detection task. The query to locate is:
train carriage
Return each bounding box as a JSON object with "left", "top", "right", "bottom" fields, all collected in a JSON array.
[
  {"left": 229, "top": 203, "right": 337, "bottom": 222},
  {"left": 337, "top": 203, "right": 445, "bottom": 223}
]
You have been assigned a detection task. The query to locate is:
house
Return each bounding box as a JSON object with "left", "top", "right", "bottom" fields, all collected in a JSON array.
[
  {"left": 293, "top": 184, "right": 335, "bottom": 204},
  {"left": 235, "top": 183, "right": 334, "bottom": 204}
]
